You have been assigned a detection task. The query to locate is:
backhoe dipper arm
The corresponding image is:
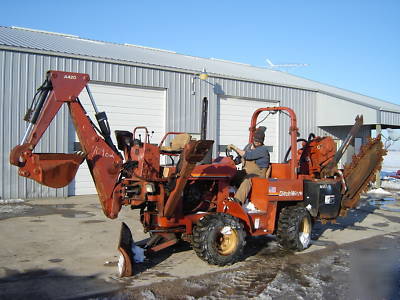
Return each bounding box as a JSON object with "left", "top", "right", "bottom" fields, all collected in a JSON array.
[{"left": 10, "top": 71, "right": 123, "bottom": 219}]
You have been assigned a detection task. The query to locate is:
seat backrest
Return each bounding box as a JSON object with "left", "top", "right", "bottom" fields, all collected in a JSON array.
[
  {"left": 170, "top": 133, "right": 191, "bottom": 151},
  {"left": 265, "top": 164, "right": 272, "bottom": 178}
]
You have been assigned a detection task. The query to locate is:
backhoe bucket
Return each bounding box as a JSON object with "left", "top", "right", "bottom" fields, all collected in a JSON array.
[
  {"left": 10, "top": 144, "right": 85, "bottom": 188},
  {"left": 29, "top": 153, "right": 85, "bottom": 188}
]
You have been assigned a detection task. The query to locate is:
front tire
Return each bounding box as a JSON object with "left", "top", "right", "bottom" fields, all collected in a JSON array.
[
  {"left": 192, "top": 213, "right": 246, "bottom": 266},
  {"left": 277, "top": 206, "right": 312, "bottom": 251}
]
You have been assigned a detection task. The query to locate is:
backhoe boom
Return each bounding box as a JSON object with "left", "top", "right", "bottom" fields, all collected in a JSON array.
[{"left": 10, "top": 70, "right": 123, "bottom": 218}]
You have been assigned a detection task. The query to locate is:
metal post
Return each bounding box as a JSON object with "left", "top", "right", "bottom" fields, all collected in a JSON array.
[{"left": 376, "top": 124, "right": 382, "bottom": 188}]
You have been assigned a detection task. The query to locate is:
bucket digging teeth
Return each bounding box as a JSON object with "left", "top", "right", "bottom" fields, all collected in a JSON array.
[{"left": 117, "top": 222, "right": 135, "bottom": 277}]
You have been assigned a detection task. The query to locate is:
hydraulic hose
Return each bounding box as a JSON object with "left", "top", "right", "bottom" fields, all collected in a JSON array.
[
  {"left": 25, "top": 78, "right": 52, "bottom": 124},
  {"left": 284, "top": 138, "right": 308, "bottom": 163}
]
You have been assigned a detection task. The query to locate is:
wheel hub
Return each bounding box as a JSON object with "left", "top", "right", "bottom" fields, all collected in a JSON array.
[{"left": 216, "top": 226, "right": 238, "bottom": 255}]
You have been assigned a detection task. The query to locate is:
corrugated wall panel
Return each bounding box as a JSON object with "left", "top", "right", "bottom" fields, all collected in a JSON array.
[
  {"left": 318, "top": 125, "right": 371, "bottom": 142},
  {"left": 202, "top": 77, "right": 318, "bottom": 160},
  {"left": 278, "top": 88, "right": 318, "bottom": 161},
  {"left": 380, "top": 111, "right": 400, "bottom": 127},
  {"left": 1, "top": 51, "right": 70, "bottom": 199}
]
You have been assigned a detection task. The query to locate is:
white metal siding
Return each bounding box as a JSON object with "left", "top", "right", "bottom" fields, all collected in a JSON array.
[
  {"left": 380, "top": 110, "right": 400, "bottom": 127},
  {"left": 1, "top": 51, "right": 70, "bottom": 199},
  {"left": 316, "top": 93, "right": 377, "bottom": 126},
  {"left": 3, "top": 27, "right": 400, "bottom": 200},
  {"left": 0, "top": 50, "right": 318, "bottom": 200},
  {"left": 218, "top": 97, "right": 279, "bottom": 163},
  {"left": 71, "top": 83, "right": 166, "bottom": 195}
]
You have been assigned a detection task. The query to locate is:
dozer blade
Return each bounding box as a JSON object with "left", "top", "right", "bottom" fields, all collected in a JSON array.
[
  {"left": 10, "top": 144, "right": 85, "bottom": 188},
  {"left": 341, "top": 135, "right": 387, "bottom": 209},
  {"left": 163, "top": 140, "right": 214, "bottom": 218}
]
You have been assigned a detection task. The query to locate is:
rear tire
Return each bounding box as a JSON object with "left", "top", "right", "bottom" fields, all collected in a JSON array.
[
  {"left": 192, "top": 213, "right": 246, "bottom": 266},
  {"left": 277, "top": 206, "right": 312, "bottom": 251}
]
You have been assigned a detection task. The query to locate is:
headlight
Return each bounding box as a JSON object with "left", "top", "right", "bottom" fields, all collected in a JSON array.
[{"left": 145, "top": 183, "right": 155, "bottom": 193}]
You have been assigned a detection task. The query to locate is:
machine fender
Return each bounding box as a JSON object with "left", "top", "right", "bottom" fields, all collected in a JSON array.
[{"left": 221, "top": 200, "right": 253, "bottom": 232}]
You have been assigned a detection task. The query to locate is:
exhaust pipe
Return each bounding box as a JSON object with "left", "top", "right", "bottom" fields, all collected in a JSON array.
[
  {"left": 200, "top": 97, "right": 208, "bottom": 140},
  {"left": 201, "top": 97, "right": 212, "bottom": 164}
]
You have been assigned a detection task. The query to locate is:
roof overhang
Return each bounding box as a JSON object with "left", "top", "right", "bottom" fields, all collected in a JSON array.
[
  {"left": 316, "top": 92, "right": 400, "bottom": 127},
  {"left": 1, "top": 26, "right": 400, "bottom": 116}
]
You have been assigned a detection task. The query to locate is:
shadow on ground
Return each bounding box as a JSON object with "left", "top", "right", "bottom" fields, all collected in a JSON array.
[
  {"left": 133, "top": 240, "right": 193, "bottom": 276},
  {"left": 0, "top": 268, "right": 121, "bottom": 300},
  {"left": 311, "top": 198, "right": 378, "bottom": 243}
]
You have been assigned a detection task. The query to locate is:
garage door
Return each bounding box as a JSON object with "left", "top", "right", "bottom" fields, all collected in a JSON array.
[
  {"left": 70, "top": 84, "right": 166, "bottom": 195},
  {"left": 218, "top": 97, "right": 279, "bottom": 163}
]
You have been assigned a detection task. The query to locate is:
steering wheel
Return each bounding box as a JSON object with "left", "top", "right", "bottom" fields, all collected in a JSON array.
[
  {"left": 225, "top": 147, "right": 234, "bottom": 159},
  {"left": 226, "top": 147, "right": 242, "bottom": 165}
]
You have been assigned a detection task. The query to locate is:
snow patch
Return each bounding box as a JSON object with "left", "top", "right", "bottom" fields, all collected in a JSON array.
[
  {"left": 0, "top": 204, "right": 31, "bottom": 214},
  {"left": 381, "top": 179, "right": 400, "bottom": 191},
  {"left": 0, "top": 199, "right": 25, "bottom": 205},
  {"left": 140, "top": 290, "right": 156, "bottom": 300},
  {"left": 244, "top": 202, "right": 260, "bottom": 212},
  {"left": 367, "top": 188, "right": 393, "bottom": 197},
  {"left": 132, "top": 245, "right": 145, "bottom": 263},
  {"left": 221, "top": 226, "right": 232, "bottom": 235}
]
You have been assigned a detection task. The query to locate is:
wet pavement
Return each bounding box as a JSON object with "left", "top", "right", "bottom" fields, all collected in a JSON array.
[
  {"left": 121, "top": 232, "right": 400, "bottom": 300},
  {"left": 368, "top": 197, "right": 400, "bottom": 213},
  {"left": 1, "top": 191, "right": 400, "bottom": 299},
  {"left": 0, "top": 202, "right": 98, "bottom": 221}
]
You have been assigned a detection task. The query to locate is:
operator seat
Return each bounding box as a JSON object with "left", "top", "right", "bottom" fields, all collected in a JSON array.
[
  {"left": 160, "top": 133, "right": 191, "bottom": 154},
  {"left": 265, "top": 164, "right": 272, "bottom": 178}
]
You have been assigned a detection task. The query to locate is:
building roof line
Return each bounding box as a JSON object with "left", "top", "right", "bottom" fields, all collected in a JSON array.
[
  {"left": 3, "top": 43, "right": 400, "bottom": 115},
  {"left": 0, "top": 26, "right": 400, "bottom": 110},
  {"left": 123, "top": 43, "right": 177, "bottom": 54},
  {"left": 1, "top": 25, "right": 399, "bottom": 113},
  {"left": 0, "top": 44, "right": 318, "bottom": 92},
  {"left": 11, "top": 26, "right": 78, "bottom": 38}
]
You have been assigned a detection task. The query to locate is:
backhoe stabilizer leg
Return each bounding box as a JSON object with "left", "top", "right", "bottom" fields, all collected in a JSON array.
[
  {"left": 117, "top": 222, "right": 135, "bottom": 277},
  {"left": 117, "top": 222, "right": 147, "bottom": 277}
]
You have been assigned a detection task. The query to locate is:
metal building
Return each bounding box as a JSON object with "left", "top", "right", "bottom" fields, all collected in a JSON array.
[{"left": 1, "top": 26, "right": 399, "bottom": 199}]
